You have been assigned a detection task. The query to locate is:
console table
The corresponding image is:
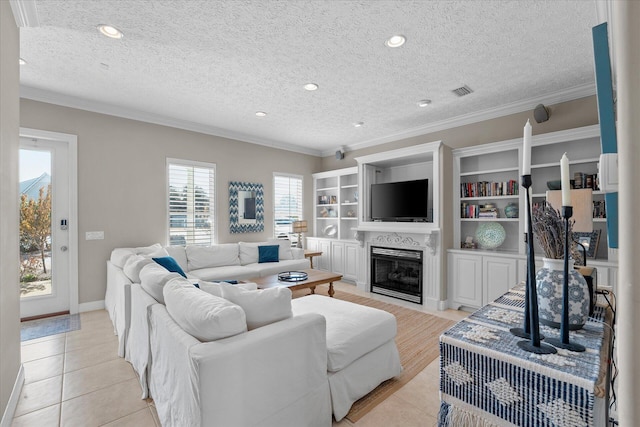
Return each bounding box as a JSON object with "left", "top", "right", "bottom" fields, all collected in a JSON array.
[{"left": 439, "top": 285, "right": 612, "bottom": 427}]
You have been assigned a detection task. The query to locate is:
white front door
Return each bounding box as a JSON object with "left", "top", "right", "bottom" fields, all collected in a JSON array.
[{"left": 19, "top": 130, "right": 78, "bottom": 319}]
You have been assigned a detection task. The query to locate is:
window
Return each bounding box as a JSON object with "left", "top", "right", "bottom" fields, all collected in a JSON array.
[
  {"left": 167, "top": 159, "right": 215, "bottom": 246},
  {"left": 273, "top": 173, "right": 303, "bottom": 242}
]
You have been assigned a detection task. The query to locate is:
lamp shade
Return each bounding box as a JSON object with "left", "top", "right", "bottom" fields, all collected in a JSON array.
[
  {"left": 292, "top": 220, "right": 308, "bottom": 233},
  {"left": 546, "top": 189, "right": 593, "bottom": 232}
]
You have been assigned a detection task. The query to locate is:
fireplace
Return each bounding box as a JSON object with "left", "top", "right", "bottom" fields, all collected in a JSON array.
[{"left": 370, "top": 246, "right": 423, "bottom": 304}]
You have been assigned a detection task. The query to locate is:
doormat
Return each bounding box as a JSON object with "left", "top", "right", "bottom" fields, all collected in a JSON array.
[{"left": 21, "top": 314, "right": 81, "bottom": 341}]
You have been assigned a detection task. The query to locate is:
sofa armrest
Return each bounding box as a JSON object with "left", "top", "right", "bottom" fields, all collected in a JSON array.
[
  {"left": 291, "top": 247, "right": 305, "bottom": 259},
  {"left": 106, "top": 260, "right": 132, "bottom": 357}
]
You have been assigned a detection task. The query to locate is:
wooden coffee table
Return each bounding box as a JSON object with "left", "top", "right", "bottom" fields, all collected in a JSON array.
[{"left": 251, "top": 269, "right": 342, "bottom": 297}]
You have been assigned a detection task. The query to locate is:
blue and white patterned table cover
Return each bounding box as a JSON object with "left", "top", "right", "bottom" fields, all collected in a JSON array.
[{"left": 439, "top": 285, "right": 610, "bottom": 427}]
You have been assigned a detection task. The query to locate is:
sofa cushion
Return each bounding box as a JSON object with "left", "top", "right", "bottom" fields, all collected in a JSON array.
[
  {"left": 291, "top": 295, "right": 397, "bottom": 372},
  {"left": 246, "top": 258, "right": 310, "bottom": 277},
  {"left": 153, "top": 256, "right": 187, "bottom": 278},
  {"left": 258, "top": 245, "right": 279, "bottom": 263},
  {"left": 123, "top": 254, "right": 154, "bottom": 282},
  {"left": 267, "top": 238, "right": 293, "bottom": 260},
  {"left": 186, "top": 244, "right": 240, "bottom": 270},
  {"left": 164, "top": 246, "right": 188, "bottom": 272},
  {"left": 164, "top": 278, "right": 247, "bottom": 342},
  {"left": 238, "top": 242, "right": 262, "bottom": 265},
  {"left": 140, "top": 263, "right": 184, "bottom": 304},
  {"left": 187, "top": 265, "right": 260, "bottom": 282},
  {"left": 220, "top": 283, "right": 292, "bottom": 330},
  {"left": 197, "top": 280, "right": 258, "bottom": 297}
]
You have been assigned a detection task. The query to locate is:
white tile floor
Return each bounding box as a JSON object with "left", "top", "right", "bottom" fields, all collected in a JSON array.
[{"left": 13, "top": 282, "right": 469, "bottom": 427}]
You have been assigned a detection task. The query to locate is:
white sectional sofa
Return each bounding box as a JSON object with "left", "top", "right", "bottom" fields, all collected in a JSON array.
[
  {"left": 107, "top": 243, "right": 402, "bottom": 425},
  {"left": 105, "top": 240, "right": 309, "bottom": 356}
]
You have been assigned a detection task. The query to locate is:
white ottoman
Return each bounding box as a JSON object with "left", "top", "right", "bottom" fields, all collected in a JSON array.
[{"left": 291, "top": 295, "right": 402, "bottom": 421}]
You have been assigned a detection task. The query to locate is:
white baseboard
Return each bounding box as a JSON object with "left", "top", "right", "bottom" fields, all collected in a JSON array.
[
  {"left": 438, "top": 299, "right": 449, "bottom": 311},
  {"left": 1, "top": 364, "right": 24, "bottom": 427},
  {"left": 78, "top": 300, "right": 105, "bottom": 312}
]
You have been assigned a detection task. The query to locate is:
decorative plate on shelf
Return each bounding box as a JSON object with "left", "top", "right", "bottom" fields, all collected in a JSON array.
[
  {"left": 323, "top": 224, "right": 337, "bottom": 237},
  {"left": 475, "top": 222, "right": 506, "bottom": 249}
]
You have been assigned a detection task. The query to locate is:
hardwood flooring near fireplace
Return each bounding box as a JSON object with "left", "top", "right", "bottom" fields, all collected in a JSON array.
[{"left": 12, "top": 282, "right": 468, "bottom": 427}]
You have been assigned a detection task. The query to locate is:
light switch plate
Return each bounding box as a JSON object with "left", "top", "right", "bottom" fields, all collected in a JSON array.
[{"left": 86, "top": 231, "right": 104, "bottom": 240}]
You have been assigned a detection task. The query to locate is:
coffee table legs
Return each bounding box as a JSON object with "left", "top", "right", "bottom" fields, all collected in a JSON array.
[
  {"left": 328, "top": 282, "right": 334, "bottom": 298},
  {"left": 310, "top": 286, "right": 316, "bottom": 294}
]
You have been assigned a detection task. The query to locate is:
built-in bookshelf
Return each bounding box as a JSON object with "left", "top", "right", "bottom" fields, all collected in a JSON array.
[{"left": 312, "top": 167, "right": 358, "bottom": 241}]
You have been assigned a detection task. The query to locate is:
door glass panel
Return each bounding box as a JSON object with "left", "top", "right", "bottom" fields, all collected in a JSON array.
[{"left": 19, "top": 149, "right": 52, "bottom": 299}]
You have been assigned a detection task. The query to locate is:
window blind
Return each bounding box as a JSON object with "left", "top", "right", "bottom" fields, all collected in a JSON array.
[
  {"left": 273, "top": 174, "right": 303, "bottom": 241},
  {"left": 167, "top": 159, "right": 215, "bottom": 246}
]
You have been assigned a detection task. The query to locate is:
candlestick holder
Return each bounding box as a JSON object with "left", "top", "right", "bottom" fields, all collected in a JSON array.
[
  {"left": 544, "top": 206, "right": 586, "bottom": 352},
  {"left": 515, "top": 175, "right": 556, "bottom": 354}
]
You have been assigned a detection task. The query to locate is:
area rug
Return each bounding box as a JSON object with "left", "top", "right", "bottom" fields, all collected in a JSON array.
[
  {"left": 20, "top": 313, "right": 81, "bottom": 341},
  {"left": 293, "top": 287, "right": 456, "bottom": 423}
]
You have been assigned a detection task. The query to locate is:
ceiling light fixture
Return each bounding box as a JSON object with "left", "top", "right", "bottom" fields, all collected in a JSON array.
[
  {"left": 385, "top": 35, "right": 406, "bottom": 48},
  {"left": 353, "top": 122, "right": 364, "bottom": 128},
  {"left": 97, "top": 24, "right": 124, "bottom": 39},
  {"left": 417, "top": 99, "right": 432, "bottom": 107},
  {"left": 304, "top": 83, "right": 319, "bottom": 91},
  {"left": 19, "top": 58, "right": 26, "bottom": 65},
  {"left": 255, "top": 111, "right": 267, "bottom": 117}
]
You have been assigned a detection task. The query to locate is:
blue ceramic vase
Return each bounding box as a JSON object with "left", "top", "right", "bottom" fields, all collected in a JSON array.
[{"left": 536, "top": 258, "right": 590, "bottom": 330}]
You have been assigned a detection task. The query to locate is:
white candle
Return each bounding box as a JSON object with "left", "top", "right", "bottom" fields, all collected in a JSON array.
[
  {"left": 522, "top": 119, "right": 532, "bottom": 175},
  {"left": 560, "top": 152, "right": 571, "bottom": 206}
]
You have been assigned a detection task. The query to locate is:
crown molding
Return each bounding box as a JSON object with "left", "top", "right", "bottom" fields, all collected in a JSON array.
[
  {"left": 9, "top": 0, "right": 39, "bottom": 27},
  {"left": 20, "top": 86, "right": 323, "bottom": 157},
  {"left": 320, "top": 83, "right": 596, "bottom": 157}
]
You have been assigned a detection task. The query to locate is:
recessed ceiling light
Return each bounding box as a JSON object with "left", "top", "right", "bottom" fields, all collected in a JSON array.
[
  {"left": 304, "top": 83, "right": 319, "bottom": 91},
  {"left": 19, "top": 58, "right": 26, "bottom": 65},
  {"left": 385, "top": 35, "right": 406, "bottom": 48},
  {"left": 255, "top": 111, "right": 267, "bottom": 117},
  {"left": 97, "top": 24, "right": 124, "bottom": 39},
  {"left": 417, "top": 99, "right": 432, "bottom": 107},
  {"left": 353, "top": 122, "right": 364, "bottom": 128}
]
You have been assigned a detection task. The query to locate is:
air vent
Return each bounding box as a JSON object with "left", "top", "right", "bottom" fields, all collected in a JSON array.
[{"left": 452, "top": 85, "right": 474, "bottom": 97}]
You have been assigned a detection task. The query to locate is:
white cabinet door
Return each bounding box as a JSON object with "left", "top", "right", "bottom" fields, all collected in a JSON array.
[
  {"left": 483, "top": 256, "right": 517, "bottom": 304},
  {"left": 306, "top": 238, "right": 318, "bottom": 252},
  {"left": 449, "top": 253, "right": 483, "bottom": 309},
  {"left": 343, "top": 243, "right": 359, "bottom": 281},
  {"left": 331, "top": 241, "right": 345, "bottom": 275},
  {"left": 317, "top": 239, "right": 332, "bottom": 271}
]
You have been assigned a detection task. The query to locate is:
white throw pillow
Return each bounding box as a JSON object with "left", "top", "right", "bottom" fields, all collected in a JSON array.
[
  {"left": 186, "top": 244, "right": 240, "bottom": 270},
  {"left": 266, "top": 238, "right": 293, "bottom": 260},
  {"left": 198, "top": 280, "right": 259, "bottom": 297},
  {"left": 134, "top": 243, "right": 163, "bottom": 255},
  {"left": 238, "top": 242, "right": 262, "bottom": 265},
  {"left": 110, "top": 248, "right": 135, "bottom": 268},
  {"left": 164, "top": 246, "right": 188, "bottom": 272},
  {"left": 123, "top": 254, "right": 154, "bottom": 282},
  {"left": 220, "top": 283, "right": 292, "bottom": 330},
  {"left": 139, "top": 263, "right": 183, "bottom": 303},
  {"left": 164, "top": 278, "right": 247, "bottom": 342}
]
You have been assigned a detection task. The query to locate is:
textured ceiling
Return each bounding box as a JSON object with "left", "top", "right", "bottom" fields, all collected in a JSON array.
[{"left": 18, "top": 0, "right": 599, "bottom": 156}]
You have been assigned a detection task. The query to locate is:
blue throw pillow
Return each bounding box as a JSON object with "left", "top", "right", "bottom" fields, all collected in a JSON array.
[
  {"left": 258, "top": 245, "right": 279, "bottom": 263},
  {"left": 153, "top": 256, "right": 187, "bottom": 278}
]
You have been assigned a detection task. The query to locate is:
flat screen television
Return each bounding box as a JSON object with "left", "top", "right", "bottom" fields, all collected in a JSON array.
[{"left": 370, "top": 179, "right": 429, "bottom": 221}]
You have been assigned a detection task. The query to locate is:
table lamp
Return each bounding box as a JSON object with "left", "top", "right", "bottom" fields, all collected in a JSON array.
[{"left": 292, "top": 220, "right": 308, "bottom": 249}]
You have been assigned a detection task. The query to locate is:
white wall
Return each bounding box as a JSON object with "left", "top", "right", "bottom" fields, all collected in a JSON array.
[{"left": 0, "top": 0, "right": 22, "bottom": 420}]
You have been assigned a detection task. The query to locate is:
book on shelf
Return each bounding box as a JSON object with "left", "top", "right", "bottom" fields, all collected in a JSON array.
[
  {"left": 460, "top": 180, "right": 518, "bottom": 198},
  {"left": 460, "top": 203, "right": 500, "bottom": 219}
]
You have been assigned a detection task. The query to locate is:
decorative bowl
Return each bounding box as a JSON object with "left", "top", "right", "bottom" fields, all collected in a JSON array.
[
  {"left": 323, "top": 224, "right": 337, "bottom": 237},
  {"left": 475, "top": 222, "right": 506, "bottom": 249},
  {"left": 547, "top": 180, "right": 561, "bottom": 190}
]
